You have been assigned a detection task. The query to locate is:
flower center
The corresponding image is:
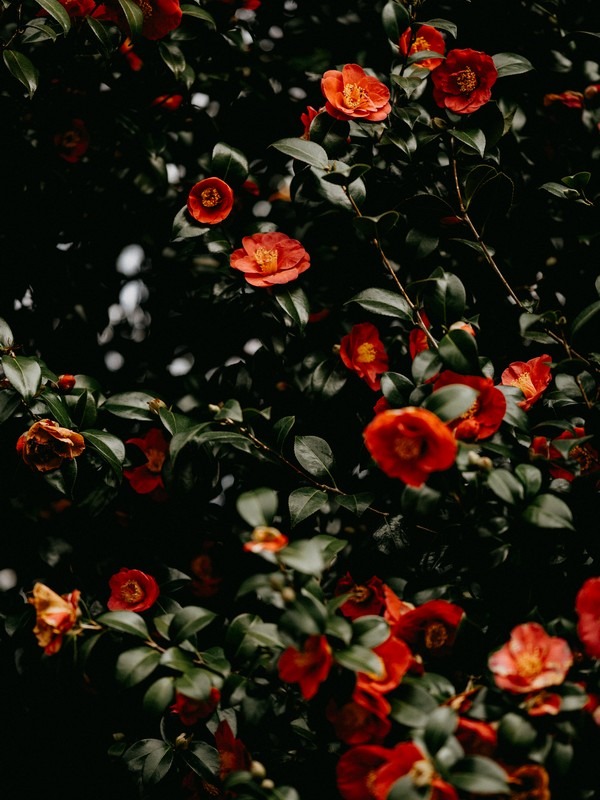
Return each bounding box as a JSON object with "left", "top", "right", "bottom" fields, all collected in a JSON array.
[
  {"left": 413, "top": 36, "right": 432, "bottom": 52},
  {"left": 424, "top": 621, "right": 448, "bottom": 650},
  {"left": 146, "top": 447, "right": 165, "bottom": 473},
  {"left": 120, "top": 580, "right": 144, "bottom": 603},
  {"left": 454, "top": 66, "right": 478, "bottom": 94},
  {"left": 200, "top": 187, "right": 222, "bottom": 208},
  {"left": 62, "top": 131, "right": 82, "bottom": 148},
  {"left": 365, "top": 770, "right": 380, "bottom": 799},
  {"left": 570, "top": 444, "right": 597, "bottom": 473},
  {"left": 254, "top": 246, "right": 279, "bottom": 274},
  {"left": 515, "top": 650, "right": 543, "bottom": 679},
  {"left": 460, "top": 399, "right": 480, "bottom": 419},
  {"left": 409, "top": 760, "right": 434, "bottom": 787},
  {"left": 343, "top": 83, "right": 369, "bottom": 109},
  {"left": 356, "top": 342, "right": 377, "bottom": 363},
  {"left": 135, "top": 0, "right": 152, "bottom": 18},
  {"left": 351, "top": 585, "right": 371, "bottom": 603},
  {"left": 514, "top": 371, "right": 536, "bottom": 396},
  {"left": 394, "top": 437, "right": 422, "bottom": 460}
]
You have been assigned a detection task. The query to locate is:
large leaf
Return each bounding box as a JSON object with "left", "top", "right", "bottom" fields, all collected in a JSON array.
[
  {"left": 115, "top": 647, "right": 161, "bottom": 688},
  {"left": 236, "top": 487, "right": 278, "bottom": 527},
  {"left": 438, "top": 329, "right": 480, "bottom": 374},
  {"left": 40, "top": 390, "right": 72, "bottom": 428},
  {"left": 96, "top": 611, "right": 150, "bottom": 639},
  {"left": 334, "top": 645, "right": 384, "bottom": 678},
  {"left": 450, "top": 756, "right": 510, "bottom": 794},
  {"left": 212, "top": 142, "right": 249, "bottom": 184},
  {"left": 102, "top": 391, "right": 159, "bottom": 421},
  {"left": 277, "top": 539, "right": 325, "bottom": 575},
  {"left": 294, "top": 436, "right": 335, "bottom": 482},
  {"left": 571, "top": 299, "right": 600, "bottom": 340},
  {"left": 522, "top": 494, "right": 574, "bottom": 530},
  {"left": 275, "top": 285, "right": 310, "bottom": 330},
  {"left": 34, "top": 0, "right": 71, "bottom": 33},
  {"left": 345, "top": 288, "right": 412, "bottom": 320},
  {"left": 492, "top": 52, "right": 534, "bottom": 78},
  {"left": 288, "top": 487, "right": 328, "bottom": 526},
  {"left": 117, "top": 0, "right": 144, "bottom": 37},
  {"left": 1, "top": 355, "right": 42, "bottom": 402},
  {"left": 3, "top": 50, "right": 39, "bottom": 97},
  {"left": 271, "top": 138, "right": 328, "bottom": 169},
  {"left": 169, "top": 606, "right": 217, "bottom": 644},
  {"left": 82, "top": 429, "right": 125, "bottom": 478},
  {"left": 422, "top": 384, "right": 478, "bottom": 422}
]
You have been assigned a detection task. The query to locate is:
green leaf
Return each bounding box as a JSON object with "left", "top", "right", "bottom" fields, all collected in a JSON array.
[
  {"left": 159, "top": 407, "right": 196, "bottom": 436},
  {"left": 180, "top": 4, "right": 216, "bottom": 27},
  {"left": 423, "top": 18, "right": 457, "bottom": 37},
  {"left": 334, "top": 644, "right": 384, "bottom": 678},
  {"left": 540, "top": 181, "right": 579, "bottom": 201},
  {"left": 498, "top": 712, "right": 537, "bottom": 753},
  {"left": 103, "top": 391, "right": 158, "bottom": 421},
  {"left": 236, "top": 487, "right": 278, "bottom": 527},
  {"left": 141, "top": 743, "right": 174, "bottom": 786},
  {"left": 522, "top": 494, "right": 574, "bottom": 530},
  {"left": 381, "top": 0, "right": 409, "bottom": 41},
  {"left": 288, "top": 487, "right": 328, "bottom": 527},
  {"left": 143, "top": 677, "right": 175, "bottom": 716},
  {"left": 180, "top": 742, "right": 220, "bottom": 780},
  {"left": 211, "top": 141, "right": 249, "bottom": 184},
  {"left": 34, "top": 0, "right": 71, "bottom": 33},
  {"left": 345, "top": 288, "right": 412, "bottom": 320},
  {"left": 160, "top": 647, "right": 195, "bottom": 672},
  {"left": 450, "top": 128, "right": 486, "bottom": 158},
  {"left": 561, "top": 171, "right": 591, "bottom": 189},
  {"left": 278, "top": 539, "right": 325, "bottom": 575},
  {"left": 214, "top": 399, "right": 243, "bottom": 423},
  {"left": 1, "top": 355, "right": 42, "bottom": 401},
  {"left": 381, "top": 372, "right": 414, "bottom": 405},
  {"left": 0, "top": 317, "right": 14, "bottom": 348},
  {"left": 275, "top": 285, "right": 310, "bottom": 330},
  {"left": 0, "top": 391, "right": 20, "bottom": 424},
  {"left": 438, "top": 329, "right": 480, "bottom": 374},
  {"left": 159, "top": 42, "right": 186, "bottom": 79},
  {"left": 96, "top": 611, "right": 150, "bottom": 639},
  {"left": 571, "top": 300, "right": 600, "bottom": 340},
  {"left": 115, "top": 647, "right": 161, "bottom": 688},
  {"left": 294, "top": 435, "right": 335, "bottom": 481},
  {"left": 117, "top": 0, "right": 144, "bottom": 37},
  {"left": 424, "top": 707, "right": 458, "bottom": 755},
  {"left": 426, "top": 271, "right": 467, "bottom": 324},
  {"left": 390, "top": 683, "right": 438, "bottom": 727},
  {"left": 450, "top": 756, "right": 510, "bottom": 794},
  {"left": 515, "top": 464, "right": 542, "bottom": 498},
  {"left": 310, "top": 360, "right": 347, "bottom": 397},
  {"left": 175, "top": 669, "right": 212, "bottom": 699},
  {"left": 336, "top": 492, "right": 375, "bottom": 516},
  {"left": 169, "top": 606, "right": 217, "bottom": 645},
  {"left": 172, "top": 206, "right": 209, "bottom": 240},
  {"left": 423, "top": 384, "right": 478, "bottom": 422},
  {"left": 273, "top": 415, "right": 295, "bottom": 451},
  {"left": 73, "top": 389, "right": 98, "bottom": 430},
  {"left": 492, "top": 52, "right": 534, "bottom": 78},
  {"left": 271, "top": 138, "right": 328, "bottom": 169},
  {"left": 487, "top": 469, "right": 525, "bottom": 505},
  {"left": 123, "top": 738, "right": 166, "bottom": 767},
  {"left": 85, "top": 17, "right": 114, "bottom": 57},
  {"left": 81, "top": 429, "right": 125, "bottom": 478},
  {"left": 3, "top": 50, "right": 39, "bottom": 97},
  {"left": 40, "top": 389, "right": 72, "bottom": 428},
  {"left": 351, "top": 616, "right": 390, "bottom": 648}
]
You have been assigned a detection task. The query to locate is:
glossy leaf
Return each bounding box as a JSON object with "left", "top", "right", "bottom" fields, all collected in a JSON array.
[
  {"left": 3, "top": 50, "right": 39, "bottom": 97},
  {"left": 2, "top": 356, "right": 42, "bottom": 402},
  {"left": 115, "top": 647, "right": 161, "bottom": 688},
  {"left": 34, "top": 0, "right": 71, "bottom": 33},
  {"left": 294, "top": 435, "right": 335, "bottom": 481},
  {"left": 271, "top": 138, "right": 328, "bottom": 169},
  {"left": 288, "top": 487, "right": 328, "bottom": 527},
  {"left": 82, "top": 430, "right": 126, "bottom": 478},
  {"left": 169, "top": 606, "right": 217, "bottom": 644},
  {"left": 96, "top": 611, "right": 150, "bottom": 639},
  {"left": 236, "top": 486, "right": 278, "bottom": 527}
]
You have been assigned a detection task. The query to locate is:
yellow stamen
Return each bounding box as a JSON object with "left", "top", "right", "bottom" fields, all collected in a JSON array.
[
  {"left": 515, "top": 650, "right": 543, "bottom": 679},
  {"left": 254, "top": 246, "right": 278, "bottom": 274},
  {"left": 454, "top": 67, "right": 478, "bottom": 94},
  {"left": 343, "top": 83, "right": 369, "bottom": 109},
  {"left": 135, "top": 0, "right": 152, "bottom": 18},
  {"left": 514, "top": 371, "right": 536, "bottom": 396},
  {"left": 200, "top": 187, "right": 222, "bottom": 208},
  {"left": 356, "top": 342, "right": 377, "bottom": 363},
  {"left": 394, "top": 437, "right": 422, "bottom": 460},
  {"left": 120, "top": 580, "right": 144, "bottom": 603},
  {"left": 460, "top": 399, "right": 480, "bottom": 420},
  {"left": 424, "top": 622, "right": 448, "bottom": 650},
  {"left": 413, "top": 36, "right": 432, "bottom": 52}
]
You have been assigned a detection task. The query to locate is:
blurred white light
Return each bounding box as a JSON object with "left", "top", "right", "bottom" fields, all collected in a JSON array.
[{"left": 117, "top": 244, "right": 144, "bottom": 276}]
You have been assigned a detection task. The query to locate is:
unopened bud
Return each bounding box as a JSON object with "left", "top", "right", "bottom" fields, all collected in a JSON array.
[
  {"left": 280, "top": 586, "right": 296, "bottom": 604},
  {"left": 250, "top": 761, "right": 267, "bottom": 780},
  {"left": 175, "top": 733, "right": 191, "bottom": 750},
  {"left": 332, "top": 344, "right": 341, "bottom": 355},
  {"left": 261, "top": 779, "right": 275, "bottom": 791},
  {"left": 431, "top": 117, "right": 447, "bottom": 130},
  {"left": 57, "top": 374, "right": 76, "bottom": 392},
  {"left": 208, "top": 403, "right": 221, "bottom": 414},
  {"left": 147, "top": 397, "right": 167, "bottom": 414}
]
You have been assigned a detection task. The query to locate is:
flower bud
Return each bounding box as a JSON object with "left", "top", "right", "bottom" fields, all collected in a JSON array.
[
  {"left": 250, "top": 761, "right": 267, "bottom": 779},
  {"left": 147, "top": 397, "right": 167, "bottom": 414},
  {"left": 57, "top": 374, "right": 76, "bottom": 392},
  {"left": 280, "top": 586, "right": 296, "bottom": 604},
  {"left": 261, "top": 779, "right": 275, "bottom": 791}
]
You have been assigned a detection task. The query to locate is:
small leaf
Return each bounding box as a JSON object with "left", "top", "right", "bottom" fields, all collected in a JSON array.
[
  {"left": 288, "top": 487, "right": 328, "bottom": 527},
  {"left": 40, "top": 390, "right": 72, "bottom": 428},
  {"left": 172, "top": 206, "right": 209, "bottom": 240},
  {"left": 273, "top": 415, "right": 295, "bottom": 451},
  {"left": 522, "top": 494, "right": 574, "bottom": 530},
  {"left": 34, "top": 0, "right": 71, "bottom": 33},
  {"left": 159, "top": 42, "right": 186, "bottom": 79},
  {"left": 345, "top": 288, "right": 412, "bottom": 320},
  {"left": 117, "top": 0, "right": 144, "bottom": 37},
  {"left": 381, "top": 0, "right": 409, "bottom": 41},
  {"left": 85, "top": 17, "right": 114, "bottom": 56},
  {"left": 450, "top": 756, "right": 510, "bottom": 794},
  {"left": 275, "top": 285, "right": 310, "bottom": 330},
  {"left": 271, "top": 137, "right": 328, "bottom": 169},
  {"left": 492, "top": 52, "right": 534, "bottom": 78},
  {"left": 103, "top": 391, "right": 158, "bottom": 421},
  {"left": 96, "top": 611, "right": 150, "bottom": 639},
  {"left": 294, "top": 436, "right": 335, "bottom": 481},
  {"left": 169, "top": 606, "right": 217, "bottom": 645},
  {"left": 450, "top": 128, "right": 486, "bottom": 158},
  {"left": 0, "top": 317, "right": 14, "bottom": 348},
  {"left": 438, "top": 329, "right": 480, "bottom": 374},
  {"left": 141, "top": 743, "right": 174, "bottom": 786},
  {"left": 351, "top": 616, "right": 390, "bottom": 648},
  {"left": 278, "top": 539, "right": 325, "bottom": 575},
  {"left": 3, "top": 50, "right": 39, "bottom": 97},
  {"left": 336, "top": 493, "right": 375, "bottom": 516},
  {"left": 82, "top": 429, "right": 125, "bottom": 478},
  {"left": 487, "top": 469, "right": 525, "bottom": 505},
  {"left": 334, "top": 644, "right": 384, "bottom": 678},
  {"left": 571, "top": 300, "right": 600, "bottom": 340},
  {"left": 424, "top": 707, "right": 458, "bottom": 755},
  {"left": 143, "top": 677, "right": 175, "bottom": 716}
]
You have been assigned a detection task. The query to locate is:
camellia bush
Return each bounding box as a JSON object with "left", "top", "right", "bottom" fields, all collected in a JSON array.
[{"left": 2, "top": 0, "right": 600, "bottom": 798}]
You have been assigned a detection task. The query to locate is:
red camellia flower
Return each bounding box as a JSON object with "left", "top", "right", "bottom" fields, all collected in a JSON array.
[
  {"left": 357, "top": 635, "right": 412, "bottom": 693},
  {"left": 28, "top": 582, "right": 81, "bottom": 656},
  {"left": 335, "top": 573, "right": 387, "bottom": 620},
  {"left": 57, "top": 374, "right": 76, "bottom": 392},
  {"left": 455, "top": 717, "right": 497, "bottom": 757},
  {"left": 278, "top": 634, "right": 333, "bottom": 699},
  {"left": 500, "top": 354, "right": 552, "bottom": 411},
  {"left": 187, "top": 177, "right": 234, "bottom": 225},
  {"left": 363, "top": 407, "right": 457, "bottom": 486},
  {"left": 543, "top": 90, "right": 584, "bottom": 109},
  {"left": 300, "top": 105, "right": 320, "bottom": 138},
  {"left": 124, "top": 428, "right": 169, "bottom": 495},
  {"left": 575, "top": 577, "right": 600, "bottom": 660},
  {"left": 107, "top": 567, "right": 160, "bottom": 612},
  {"left": 391, "top": 599, "right": 465, "bottom": 659},
  {"left": 100, "top": 0, "right": 182, "bottom": 40},
  {"left": 243, "top": 525, "right": 288, "bottom": 553},
  {"left": 431, "top": 48, "right": 498, "bottom": 114},
  {"left": 433, "top": 371, "right": 506, "bottom": 441},
  {"left": 326, "top": 683, "right": 391, "bottom": 745},
  {"left": 398, "top": 25, "right": 446, "bottom": 71},
  {"left": 172, "top": 687, "right": 220, "bottom": 726},
  {"left": 214, "top": 720, "right": 252, "bottom": 780},
  {"left": 54, "top": 118, "right": 90, "bottom": 163},
  {"left": 321, "top": 63, "right": 391, "bottom": 122},
  {"left": 230, "top": 232, "right": 310, "bottom": 288},
  {"left": 119, "top": 37, "right": 143, "bottom": 71},
  {"left": 488, "top": 622, "right": 573, "bottom": 694},
  {"left": 18, "top": 419, "right": 85, "bottom": 473},
  {"left": 339, "top": 323, "right": 389, "bottom": 391},
  {"left": 530, "top": 426, "right": 600, "bottom": 482},
  {"left": 189, "top": 550, "right": 223, "bottom": 598},
  {"left": 409, "top": 311, "right": 431, "bottom": 360}
]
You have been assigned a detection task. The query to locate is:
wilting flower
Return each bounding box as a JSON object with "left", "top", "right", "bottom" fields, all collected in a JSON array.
[
  {"left": 335, "top": 573, "right": 387, "bottom": 620},
  {"left": 17, "top": 419, "right": 85, "bottom": 473},
  {"left": 339, "top": 322, "right": 389, "bottom": 391},
  {"left": 543, "top": 90, "right": 584, "bottom": 110},
  {"left": 575, "top": 577, "right": 600, "bottom": 660},
  {"left": 278, "top": 634, "right": 333, "bottom": 699},
  {"left": 54, "top": 118, "right": 90, "bottom": 163},
  {"left": 398, "top": 24, "right": 445, "bottom": 70},
  {"left": 530, "top": 426, "right": 600, "bottom": 482},
  {"left": 488, "top": 622, "right": 573, "bottom": 694},
  {"left": 363, "top": 407, "right": 457, "bottom": 486},
  {"left": 214, "top": 720, "right": 252, "bottom": 780},
  {"left": 152, "top": 94, "right": 184, "bottom": 111},
  {"left": 433, "top": 371, "right": 506, "bottom": 441},
  {"left": 172, "top": 687, "right": 220, "bottom": 726},
  {"left": 431, "top": 48, "right": 497, "bottom": 114},
  {"left": 107, "top": 567, "right": 160, "bottom": 612},
  {"left": 230, "top": 232, "right": 310, "bottom": 288},
  {"left": 243, "top": 526, "right": 288, "bottom": 553},
  {"left": 501, "top": 354, "right": 552, "bottom": 410},
  {"left": 321, "top": 63, "right": 391, "bottom": 122},
  {"left": 28, "top": 582, "right": 81, "bottom": 655},
  {"left": 124, "top": 428, "right": 169, "bottom": 495},
  {"left": 300, "top": 105, "right": 320, "bottom": 138},
  {"left": 392, "top": 599, "right": 465, "bottom": 659},
  {"left": 187, "top": 177, "right": 234, "bottom": 225}
]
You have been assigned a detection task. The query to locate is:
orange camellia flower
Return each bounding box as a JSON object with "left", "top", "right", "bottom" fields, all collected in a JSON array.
[
  {"left": 187, "top": 177, "right": 234, "bottom": 225},
  {"left": 398, "top": 24, "right": 446, "bottom": 71},
  {"left": 17, "top": 419, "right": 85, "bottom": 473},
  {"left": 363, "top": 407, "right": 457, "bottom": 487},
  {"left": 391, "top": 599, "right": 465, "bottom": 659},
  {"left": 339, "top": 322, "right": 389, "bottom": 391},
  {"left": 124, "top": 427, "right": 169, "bottom": 495},
  {"left": 28, "top": 582, "right": 81, "bottom": 655},
  {"left": 575, "top": 576, "right": 600, "bottom": 660},
  {"left": 433, "top": 370, "right": 506, "bottom": 442},
  {"left": 230, "top": 231, "right": 310, "bottom": 288},
  {"left": 278, "top": 634, "right": 333, "bottom": 700},
  {"left": 431, "top": 48, "right": 498, "bottom": 114},
  {"left": 321, "top": 63, "right": 391, "bottom": 122},
  {"left": 107, "top": 567, "right": 160, "bottom": 612},
  {"left": 171, "top": 687, "right": 220, "bottom": 726},
  {"left": 54, "top": 118, "right": 90, "bottom": 163},
  {"left": 243, "top": 525, "right": 288, "bottom": 553},
  {"left": 119, "top": 37, "right": 143, "bottom": 71},
  {"left": 488, "top": 622, "right": 573, "bottom": 694},
  {"left": 500, "top": 354, "right": 552, "bottom": 411}
]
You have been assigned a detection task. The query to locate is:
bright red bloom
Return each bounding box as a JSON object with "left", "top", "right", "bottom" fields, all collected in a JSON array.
[
  {"left": 54, "top": 118, "right": 90, "bottom": 163},
  {"left": 501, "top": 354, "right": 552, "bottom": 411},
  {"left": 278, "top": 634, "right": 333, "bottom": 700},
  {"left": 433, "top": 371, "right": 506, "bottom": 441},
  {"left": 455, "top": 717, "right": 497, "bottom": 757},
  {"left": 431, "top": 48, "right": 498, "bottom": 114},
  {"left": 335, "top": 573, "right": 387, "bottom": 620},
  {"left": 300, "top": 105, "right": 320, "bottom": 138},
  {"left": 543, "top": 90, "right": 584, "bottom": 109},
  {"left": 152, "top": 94, "right": 184, "bottom": 111},
  {"left": 243, "top": 526, "right": 288, "bottom": 553},
  {"left": 172, "top": 687, "right": 220, "bottom": 726},
  {"left": 187, "top": 178, "right": 234, "bottom": 225},
  {"left": 326, "top": 683, "right": 391, "bottom": 745},
  {"left": 391, "top": 599, "right": 464, "bottom": 659},
  {"left": 57, "top": 374, "right": 76, "bottom": 392},
  {"left": 488, "top": 622, "right": 573, "bottom": 694},
  {"left": 575, "top": 577, "right": 600, "bottom": 660},
  {"left": 409, "top": 311, "right": 431, "bottom": 360},
  {"left": 230, "top": 232, "right": 310, "bottom": 288},
  {"left": 107, "top": 567, "right": 160, "bottom": 612},
  {"left": 28, "top": 582, "right": 81, "bottom": 656},
  {"left": 339, "top": 323, "right": 389, "bottom": 391},
  {"left": 530, "top": 427, "right": 600, "bottom": 482},
  {"left": 363, "top": 407, "right": 457, "bottom": 486},
  {"left": 398, "top": 25, "right": 446, "bottom": 70},
  {"left": 214, "top": 720, "right": 252, "bottom": 780},
  {"left": 321, "top": 64, "right": 391, "bottom": 122},
  {"left": 100, "top": 0, "right": 182, "bottom": 40},
  {"left": 336, "top": 744, "right": 391, "bottom": 800},
  {"left": 356, "top": 634, "right": 412, "bottom": 693},
  {"left": 124, "top": 428, "right": 169, "bottom": 495}
]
